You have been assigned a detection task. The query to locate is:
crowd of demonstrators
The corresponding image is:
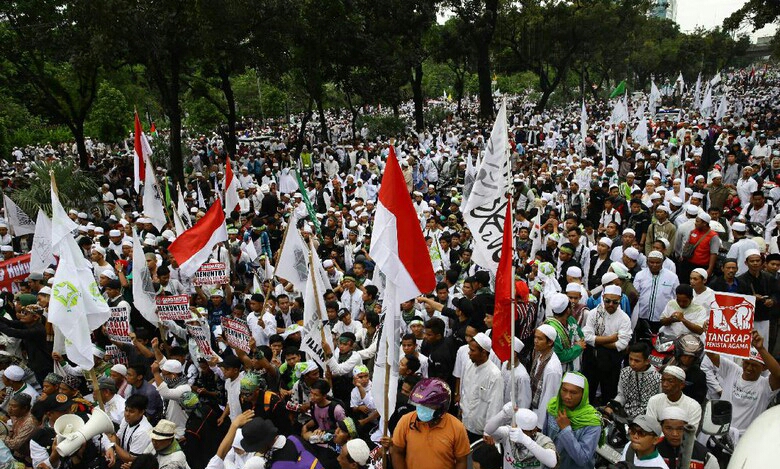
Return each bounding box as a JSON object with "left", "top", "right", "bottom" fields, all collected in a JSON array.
[{"left": 0, "top": 69, "right": 779, "bottom": 469}]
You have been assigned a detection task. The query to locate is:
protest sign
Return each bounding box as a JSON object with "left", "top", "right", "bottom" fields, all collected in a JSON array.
[
  {"left": 106, "top": 306, "right": 132, "bottom": 344},
  {"left": 156, "top": 295, "right": 191, "bottom": 321},
  {"left": 705, "top": 292, "right": 755, "bottom": 359},
  {"left": 0, "top": 253, "right": 31, "bottom": 294},
  {"left": 221, "top": 317, "right": 251, "bottom": 353},
  {"left": 187, "top": 323, "right": 216, "bottom": 358},
  {"left": 193, "top": 262, "right": 228, "bottom": 286},
  {"left": 105, "top": 344, "right": 128, "bottom": 366}
]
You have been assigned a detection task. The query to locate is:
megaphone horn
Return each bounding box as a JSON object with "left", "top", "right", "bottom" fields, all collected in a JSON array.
[
  {"left": 53, "top": 415, "right": 85, "bottom": 443},
  {"left": 56, "top": 408, "right": 115, "bottom": 457}
]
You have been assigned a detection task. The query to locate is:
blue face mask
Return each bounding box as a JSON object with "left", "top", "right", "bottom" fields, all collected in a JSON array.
[{"left": 416, "top": 404, "right": 436, "bottom": 422}]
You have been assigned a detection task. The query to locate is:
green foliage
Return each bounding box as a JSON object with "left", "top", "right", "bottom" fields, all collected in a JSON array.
[
  {"left": 356, "top": 115, "right": 408, "bottom": 140},
  {"left": 86, "top": 82, "right": 130, "bottom": 144},
  {"left": 424, "top": 106, "right": 453, "bottom": 127},
  {"left": 183, "top": 93, "right": 223, "bottom": 133},
  {"left": 11, "top": 161, "right": 100, "bottom": 216}
]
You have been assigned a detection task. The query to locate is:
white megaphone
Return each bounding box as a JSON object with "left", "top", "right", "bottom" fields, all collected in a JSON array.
[{"left": 54, "top": 408, "right": 115, "bottom": 457}]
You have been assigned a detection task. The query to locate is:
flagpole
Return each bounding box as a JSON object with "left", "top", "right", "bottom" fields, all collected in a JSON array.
[
  {"left": 502, "top": 96, "right": 516, "bottom": 427},
  {"left": 307, "top": 238, "right": 328, "bottom": 347}
]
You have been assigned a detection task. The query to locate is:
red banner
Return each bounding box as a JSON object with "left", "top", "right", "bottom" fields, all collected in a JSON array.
[
  {"left": 705, "top": 292, "right": 756, "bottom": 359},
  {"left": 0, "top": 253, "right": 31, "bottom": 294}
]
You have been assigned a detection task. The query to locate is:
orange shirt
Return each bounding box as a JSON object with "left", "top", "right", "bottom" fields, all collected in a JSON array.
[{"left": 392, "top": 412, "right": 471, "bottom": 469}]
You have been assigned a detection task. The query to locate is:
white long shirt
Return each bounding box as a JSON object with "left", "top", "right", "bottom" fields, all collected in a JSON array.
[
  {"left": 460, "top": 359, "right": 504, "bottom": 435},
  {"left": 634, "top": 268, "right": 680, "bottom": 323},
  {"left": 582, "top": 305, "right": 632, "bottom": 351}
]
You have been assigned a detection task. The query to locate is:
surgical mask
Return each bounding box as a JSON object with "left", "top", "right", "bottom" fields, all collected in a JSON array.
[{"left": 415, "top": 404, "right": 436, "bottom": 422}]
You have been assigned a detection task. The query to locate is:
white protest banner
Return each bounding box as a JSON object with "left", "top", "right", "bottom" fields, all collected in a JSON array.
[
  {"left": 105, "top": 344, "right": 128, "bottom": 366},
  {"left": 187, "top": 323, "right": 217, "bottom": 358},
  {"left": 221, "top": 317, "right": 251, "bottom": 353},
  {"left": 193, "top": 262, "right": 228, "bottom": 286},
  {"left": 105, "top": 306, "right": 132, "bottom": 344},
  {"left": 156, "top": 295, "right": 191, "bottom": 321},
  {"left": 705, "top": 292, "right": 755, "bottom": 359}
]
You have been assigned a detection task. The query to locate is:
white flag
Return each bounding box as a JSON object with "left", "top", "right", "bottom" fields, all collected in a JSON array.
[
  {"left": 175, "top": 185, "right": 192, "bottom": 236},
  {"left": 300, "top": 241, "right": 334, "bottom": 371},
  {"left": 371, "top": 282, "right": 400, "bottom": 431},
  {"left": 649, "top": 80, "right": 661, "bottom": 116},
  {"left": 142, "top": 153, "right": 167, "bottom": 231},
  {"left": 632, "top": 104, "right": 648, "bottom": 147},
  {"left": 50, "top": 175, "right": 110, "bottom": 370},
  {"left": 710, "top": 71, "right": 721, "bottom": 88},
  {"left": 693, "top": 73, "right": 702, "bottom": 109},
  {"left": 676, "top": 72, "right": 685, "bottom": 95},
  {"left": 275, "top": 217, "right": 311, "bottom": 292},
  {"left": 30, "top": 211, "right": 54, "bottom": 273},
  {"left": 700, "top": 84, "right": 713, "bottom": 119},
  {"left": 241, "top": 238, "right": 259, "bottom": 263},
  {"left": 3, "top": 195, "right": 35, "bottom": 236},
  {"left": 462, "top": 100, "right": 509, "bottom": 274},
  {"left": 580, "top": 101, "right": 588, "bottom": 140},
  {"left": 132, "top": 229, "right": 159, "bottom": 326},
  {"left": 716, "top": 95, "right": 728, "bottom": 124}
]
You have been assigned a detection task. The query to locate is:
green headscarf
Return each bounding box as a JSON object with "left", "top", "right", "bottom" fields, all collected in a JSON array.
[{"left": 546, "top": 372, "right": 602, "bottom": 431}]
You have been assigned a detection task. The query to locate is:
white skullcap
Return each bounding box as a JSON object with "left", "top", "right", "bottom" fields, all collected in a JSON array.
[
  {"left": 121, "top": 240, "right": 133, "bottom": 248},
  {"left": 748, "top": 347, "right": 765, "bottom": 364},
  {"left": 161, "top": 359, "right": 183, "bottom": 374},
  {"left": 656, "top": 205, "right": 671, "bottom": 214},
  {"left": 685, "top": 205, "right": 699, "bottom": 215},
  {"left": 473, "top": 332, "right": 492, "bottom": 352},
  {"left": 650, "top": 193, "right": 662, "bottom": 200},
  {"left": 671, "top": 196, "right": 683, "bottom": 206},
  {"left": 109, "top": 229, "right": 121, "bottom": 237},
  {"left": 111, "top": 364, "right": 128, "bottom": 376},
  {"left": 660, "top": 406, "right": 690, "bottom": 422},
  {"left": 663, "top": 365, "right": 686, "bottom": 381},
  {"left": 537, "top": 324, "right": 557, "bottom": 341},
  {"left": 512, "top": 337, "right": 524, "bottom": 354},
  {"left": 623, "top": 228, "right": 636, "bottom": 236},
  {"left": 732, "top": 222, "right": 747, "bottom": 232},
  {"left": 697, "top": 212, "right": 711, "bottom": 223},
  {"left": 562, "top": 372, "right": 586, "bottom": 389},
  {"left": 566, "top": 266, "right": 582, "bottom": 278},
  {"left": 647, "top": 250, "right": 664, "bottom": 260},
  {"left": 692, "top": 268, "right": 708, "bottom": 280},
  {"left": 601, "top": 272, "right": 619, "bottom": 285},
  {"left": 744, "top": 248, "right": 761, "bottom": 260},
  {"left": 599, "top": 237, "right": 613, "bottom": 248},
  {"left": 692, "top": 192, "right": 704, "bottom": 199},
  {"left": 100, "top": 270, "right": 118, "bottom": 280},
  {"left": 322, "top": 260, "right": 334, "bottom": 268},
  {"left": 604, "top": 285, "right": 622, "bottom": 297},
  {"left": 345, "top": 439, "right": 371, "bottom": 466},
  {"left": 0, "top": 246, "right": 13, "bottom": 253},
  {"left": 244, "top": 456, "right": 266, "bottom": 469},
  {"left": 549, "top": 293, "right": 570, "bottom": 314},
  {"left": 566, "top": 283, "right": 582, "bottom": 294},
  {"left": 515, "top": 408, "right": 538, "bottom": 431},
  {"left": 3, "top": 365, "right": 24, "bottom": 381},
  {"left": 623, "top": 247, "right": 639, "bottom": 260}
]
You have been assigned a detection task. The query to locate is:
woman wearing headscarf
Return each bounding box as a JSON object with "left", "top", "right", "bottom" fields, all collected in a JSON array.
[{"left": 544, "top": 372, "right": 603, "bottom": 469}]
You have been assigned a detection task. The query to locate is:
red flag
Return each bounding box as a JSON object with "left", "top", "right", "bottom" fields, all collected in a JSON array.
[
  {"left": 133, "top": 112, "right": 146, "bottom": 191},
  {"left": 168, "top": 200, "right": 228, "bottom": 277},
  {"left": 150, "top": 121, "right": 157, "bottom": 135},
  {"left": 492, "top": 195, "right": 514, "bottom": 362}
]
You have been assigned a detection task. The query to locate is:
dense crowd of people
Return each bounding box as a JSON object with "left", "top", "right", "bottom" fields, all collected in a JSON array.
[{"left": 0, "top": 69, "right": 778, "bottom": 469}]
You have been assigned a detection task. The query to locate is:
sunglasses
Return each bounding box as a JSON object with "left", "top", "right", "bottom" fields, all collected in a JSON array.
[
  {"left": 628, "top": 427, "right": 652, "bottom": 438},
  {"left": 603, "top": 299, "right": 620, "bottom": 305}
]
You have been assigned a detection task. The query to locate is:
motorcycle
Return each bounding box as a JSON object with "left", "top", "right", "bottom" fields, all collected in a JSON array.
[
  {"left": 649, "top": 334, "right": 676, "bottom": 370},
  {"left": 595, "top": 402, "right": 630, "bottom": 468},
  {"left": 702, "top": 400, "right": 734, "bottom": 468}
]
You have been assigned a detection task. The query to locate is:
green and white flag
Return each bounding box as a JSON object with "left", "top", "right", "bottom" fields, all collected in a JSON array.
[
  {"left": 294, "top": 170, "right": 321, "bottom": 237},
  {"left": 49, "top": 174, "right": 110, "bottom": 370}
]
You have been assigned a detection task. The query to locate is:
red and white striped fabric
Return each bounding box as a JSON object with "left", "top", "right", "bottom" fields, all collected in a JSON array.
[
  {"left": 133, "top": 112, "right": 148, "bottom": 192},
  {"left": 369, "top": 146, "right": 436, "bottom": 302},
  {"left": 223, "top": 155, "right": 240, "bottom": 216},
  {"left": 168, "top": 200, "right": 228, "bottom": 277}
]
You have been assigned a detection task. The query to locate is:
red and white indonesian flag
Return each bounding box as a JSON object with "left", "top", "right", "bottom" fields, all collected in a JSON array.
[
  {"left": 369, "top": 146, "right": 436, "bottom": 428},
  {"left": 133, "top": 112, "right": 148, "bottom": 192},
  {"left": 223, "top": 155, "right": 240, "bottom": 216},
  {"left": 168, "top": 200, "right": 228, "bottom": 277}
]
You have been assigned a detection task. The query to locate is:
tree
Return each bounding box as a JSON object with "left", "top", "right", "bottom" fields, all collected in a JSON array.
[
  {"left": 446, "top": 0, "right": 500, "bottom": 119},
  {"left": 12, "top": 161, "right": 100, "bottom": 216},
  {"left": 429, "top": 19, "right": 474, "bottom": 114},
  {"left": 0, "top": 1, "right": 104, "bottom": 168},
  {"left": 87, "top": 82, "right": 130, "bottom": 144},
  {"left": 724, "top": 1, "right": 780, "bottom": 32}
]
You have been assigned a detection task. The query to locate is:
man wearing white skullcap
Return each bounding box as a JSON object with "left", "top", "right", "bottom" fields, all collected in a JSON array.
[
  {"left": 544, "top": 293, "right": 585, "bottom": 374},
  {"left": 499, "top": 336, "right": 532, "bottom": 409},
  {"left": 634, "top": 243, "right": 680, "bottom": 332},
  {"left": 588, "top": 237, "right": 613, "bottom": 291},
  {"left": 646, "top": 200, "right": 677, "bottom": 254},
  {"left": 659, "top": 284, "right": 707, "bottom": 338},
  {"left": 530, "top": 325, "right": 563, "bottom": 427},
  {"left": 484, "top": 406, "right": 558, "bottom": 469},
  {"left": 727, "top": 221, "right": 759, "bottom": 276},
  {"left": 705, "top": 331, "right": 780, "bottom": 439},
  {"left": 2, "top": 365, "right": 39, "bottom": 402},
  {"left": 657, "top": 406, "right": 719, "bottom": 469},
  {"left": 461, "top": 332, "right": 504, "bottom": 441},
  {"left": 582, "top": 284, "right": 632, "bottom": 405},
  {"left": 645, "top": 365, "right": 702, "bottom": 428}
]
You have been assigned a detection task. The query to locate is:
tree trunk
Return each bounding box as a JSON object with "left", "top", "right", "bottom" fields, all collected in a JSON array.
[
  {"left": 476, "top": 41, "right": 494, "bottom": 119},
  {"left": 220, "top": 68, "right": 238, "bottom": 158},
  {"left": 294, "top": 99, "right": 314, "bottom": 158},
  {"left": 412, "top": 63, "right": 424, "bottom": 131},
  {"left": 168, "top": 61, "right": 184, "bottom": 185},
  {"left": 316, "top": 97, "right": 328, "bottom": 143},
  {"left": 71, "top": 121, "right": 89, "bottom": 169}
]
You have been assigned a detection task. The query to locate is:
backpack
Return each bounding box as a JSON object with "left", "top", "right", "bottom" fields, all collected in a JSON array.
[
  {"left": 309, "top": 399, "right": 348, "bottom": 431},
  {"left": 270, "top": 435, "right": 325, "bottom": 469}
]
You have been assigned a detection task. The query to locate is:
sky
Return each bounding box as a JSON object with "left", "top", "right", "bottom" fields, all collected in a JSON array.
[{"left": 675, "top": 0, "right": 776, "bottom": 39}]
